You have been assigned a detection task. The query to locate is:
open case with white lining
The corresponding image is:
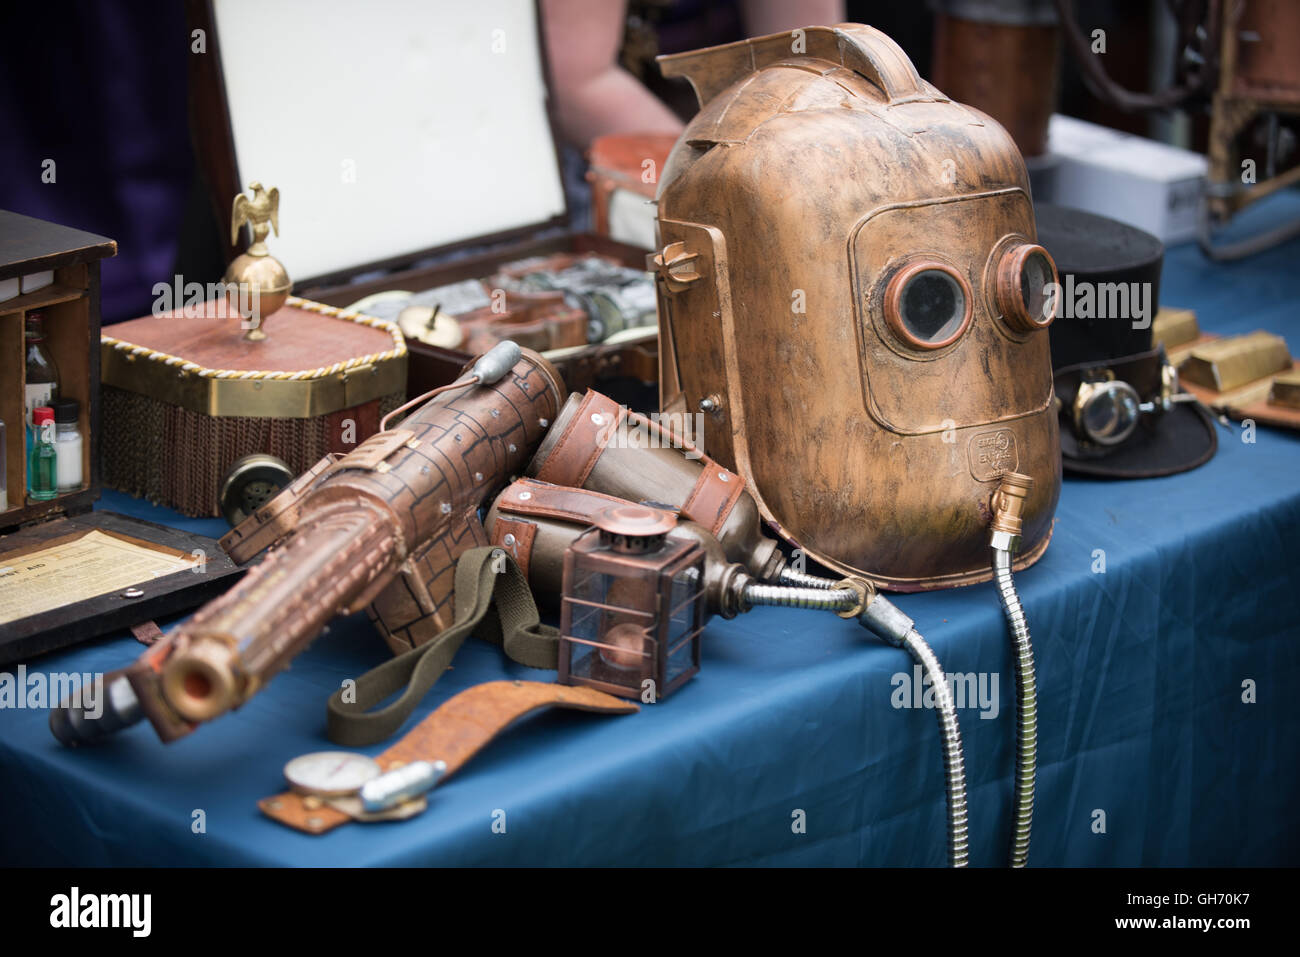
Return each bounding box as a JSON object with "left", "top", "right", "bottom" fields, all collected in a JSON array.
[{"left": 187, "top": 0, "right": 659, "bottom": 399}]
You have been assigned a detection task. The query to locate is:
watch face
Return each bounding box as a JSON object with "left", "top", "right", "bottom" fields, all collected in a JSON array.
[{"left": 284, "top": 752, "right": 382, "bottom": 798}]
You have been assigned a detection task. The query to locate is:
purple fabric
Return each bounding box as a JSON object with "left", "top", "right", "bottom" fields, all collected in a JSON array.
[{"left": 0, "top": 2, "right": 192, "bottom": 324}]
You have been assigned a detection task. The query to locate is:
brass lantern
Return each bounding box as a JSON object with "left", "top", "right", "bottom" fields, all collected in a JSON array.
[{"left": 559, "top": 505, "right": 706, "bottom": 701}]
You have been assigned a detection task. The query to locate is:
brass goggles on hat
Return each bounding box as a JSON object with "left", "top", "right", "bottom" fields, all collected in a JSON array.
[{"left": 1066, "top": 350, "right": 1199, "bottom": 447}]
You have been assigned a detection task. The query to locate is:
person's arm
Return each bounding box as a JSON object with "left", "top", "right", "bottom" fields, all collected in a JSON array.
[
  {"left": 542, "top": 0, "right": 684, "bottom": 148},
  {"left": 741, "top": 0, "right": 846, "bottom": 36}
]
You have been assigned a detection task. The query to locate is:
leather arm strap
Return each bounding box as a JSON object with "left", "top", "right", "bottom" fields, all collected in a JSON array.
[
  {"left": 495, "top": 477, "right": 636, "bottom": 525},
  {"left": 260, "top": 680, "right": 637, "bottom": 834},
  {"left": 325, "top": 546, "right": 559, "bottom": 748},
  {"left": 529, "top": 390, "right": 746, "bottom": 536},
  {"left": 533, "top": 391, "right": 623, "bottom": 487}
]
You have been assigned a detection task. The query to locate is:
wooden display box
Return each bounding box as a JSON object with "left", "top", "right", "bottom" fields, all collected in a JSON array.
[
  {"left": 0, "top": 210, "right": 241, "bottom": 664},
  {"left": 187, "top": 0, "right": 659, "bottom": 403},
  {"left": 0, "top": 213, "right": 107, "bottom": 529}
]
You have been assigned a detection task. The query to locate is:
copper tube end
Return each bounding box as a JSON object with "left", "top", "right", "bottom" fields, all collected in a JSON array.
[{"left": 161, "top": 637, "right": 241, "bottom": 723}]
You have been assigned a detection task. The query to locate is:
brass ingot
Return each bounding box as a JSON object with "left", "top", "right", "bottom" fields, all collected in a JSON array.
[
  {"left": 224, "top": 181, "right": 292, "bottom": 341},
  {"left": 1181, "top": 331, "right": 1292, "bottom": 392},
  {"left": 1269, "top": 370, "right": 1300, "bottom": 410},
  {"left": 1152, "top": 307, "right": 1201, "bottom": 352}
]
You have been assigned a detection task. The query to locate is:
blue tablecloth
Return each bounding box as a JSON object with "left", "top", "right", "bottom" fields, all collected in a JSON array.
[{"left": 3, "top": 199, "right": 1299, "bottom": 867}]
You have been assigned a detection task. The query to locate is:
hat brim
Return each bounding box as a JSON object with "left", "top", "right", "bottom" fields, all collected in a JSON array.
[{"left": 1061, "top": 401, "right": 1219, "bottom": 478}]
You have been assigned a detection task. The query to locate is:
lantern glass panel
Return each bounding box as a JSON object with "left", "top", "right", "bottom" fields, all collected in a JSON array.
[
  {"left": 568, "top": 567, "right": 613, "bottom": 605},
  {"left": 664, "top": 565, "right": 704, "bottom": 688},
  {"left": 558, "top": 524, "right": 706, "bottom": 700}
]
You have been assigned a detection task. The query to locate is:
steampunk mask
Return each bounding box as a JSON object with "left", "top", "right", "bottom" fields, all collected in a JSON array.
[{"left": 652, "top": 24, "right": 1061, "bottom": 590}]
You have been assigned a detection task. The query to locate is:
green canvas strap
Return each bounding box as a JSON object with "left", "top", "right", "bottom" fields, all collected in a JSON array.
[{"left": 326, "top": 546, "right": 559, "bottom": 747}]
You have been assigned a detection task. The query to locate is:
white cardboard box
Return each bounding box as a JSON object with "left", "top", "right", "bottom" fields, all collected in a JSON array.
[
  {"left": 19, "top": 270, "right": 53, "bottom": 294},
  {"left": 1041, "top": 114, "right": 1207, "bottom": 245}
]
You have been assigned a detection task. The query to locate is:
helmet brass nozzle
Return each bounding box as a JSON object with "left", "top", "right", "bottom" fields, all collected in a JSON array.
[{"left": 990, "top": 472, "right": 1034, "bottom": 542}]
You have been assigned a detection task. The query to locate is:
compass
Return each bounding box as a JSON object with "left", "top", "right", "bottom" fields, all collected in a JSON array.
[
  {"left": 284, "top": 752, "right": 382, "bottom": 798},
  {"left": 282, "top": 751, "right": 447, "bottom": 820}
]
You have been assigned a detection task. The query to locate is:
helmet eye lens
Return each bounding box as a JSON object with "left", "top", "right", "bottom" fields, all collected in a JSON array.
[
  {"left": 1019, "top": 251, "right": 1055, "bottom": 323},
  {"left": 1080, "top": 382, "right": 1141, "bottom": 445},
  {"left": 900, "top": 269, "right": 966, "bottom": 343},
  {"left": 997, "top": 242, "right": 1058, "bottom": 332}
]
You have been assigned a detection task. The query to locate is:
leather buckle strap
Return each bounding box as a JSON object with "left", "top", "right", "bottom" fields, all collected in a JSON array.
[
  {"left": 489, "top": 516, "right": 538, "bottom": 580},
  {"left": 496, "top": 477, "right": 637, "bottom": 525},
  {"left": 533, "top": 391, "right": 623, "bottom": 487},
  {"left": 261, "top": 680, "right": 637, "bottom": 835},
  {"left": 680, "top": 460, "right": 745, "bottom": 536}
]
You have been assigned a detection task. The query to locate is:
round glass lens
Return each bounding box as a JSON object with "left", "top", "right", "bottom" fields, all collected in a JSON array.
[
  {"left": 1081, "top": 383, "right": 1140, "bottom": 444},
  {"left": 899, "top": 268, "right": 966, "bottom": 343},
  {"left": 1019, "top": 251, "right": 1056, "bottom": 324}
]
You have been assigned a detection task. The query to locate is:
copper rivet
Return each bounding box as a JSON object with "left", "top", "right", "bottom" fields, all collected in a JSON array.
[
  {"left": 539, "top": 418, "right": 549, "bottom": 428},
  {"left": 474, "top": 472, "right": 484, "bottom": 482},
  {"left": 303, "top": 796, "right": 323, "bottom": 810},
  {"left": 519, "top": 491, "right": 532, "bottom": 500},
  {"left": 508, "top": 443, "right": 517, "bottom": 453},
  {"left": 718, "top": 473, "right": 730, "bottom": 482},
  {"left": 491, "top": 408, "right": 500, "bottom": 417},
  {"left": 504, "top": 534, "right": 516, "bottom": 546},
  {"left": 591, "top": 413, "right": 605, "bottom": 425},
  {"left": 267, "top": 800, "right": 281, "bottom": 810},
  {"left": 307, "top": 817, "right": 324, "bottom": 828}
]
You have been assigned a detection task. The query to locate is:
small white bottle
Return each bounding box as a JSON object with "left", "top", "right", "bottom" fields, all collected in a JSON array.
[{"left": 52, "top": 398, "right": 84, "bottom": 493}]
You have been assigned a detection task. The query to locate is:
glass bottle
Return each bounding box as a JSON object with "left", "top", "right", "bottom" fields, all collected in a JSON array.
[
  {"left": 52, "top": 398, "right": 84, "bottom": 493},
  {"left": 28, "top": 406, "right": 57, "bottom": 502},
  {"left": 24, "top": 311, "right": 59, "bottom": 428}
]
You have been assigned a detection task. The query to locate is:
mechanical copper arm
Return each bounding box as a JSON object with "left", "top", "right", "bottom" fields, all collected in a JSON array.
[{"left": 52, "top": 343, "right": 566, "bottom": 745}]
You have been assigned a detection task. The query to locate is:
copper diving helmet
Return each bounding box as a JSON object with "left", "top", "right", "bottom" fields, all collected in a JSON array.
[{"left": 651, "top": 24, "right": 1061, "bottom": 590}]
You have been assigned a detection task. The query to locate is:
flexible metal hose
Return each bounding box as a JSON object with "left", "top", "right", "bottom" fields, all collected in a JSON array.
[
  {"left": 900, "top": 627, "right": 969, "bottom": 868},
  {"left": 741, "top": 581, "right": 859, "bottom": 612},
  {"left": 993, "top": 547, "right": 1036, "bottom": 868},
  {"left": 755, "top": 576, "right": 970, "bottom": 867},
  {"left": 775, "top": 566, "right": 840, "bottom": 589}
]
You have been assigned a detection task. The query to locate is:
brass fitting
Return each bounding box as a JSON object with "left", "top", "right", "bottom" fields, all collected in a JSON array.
[
  {"left": 989, "top": 471, "right": 1034, "bottom": 552},
  {"left": 835, "top": 576, "right": 876, "bottom": 619}
]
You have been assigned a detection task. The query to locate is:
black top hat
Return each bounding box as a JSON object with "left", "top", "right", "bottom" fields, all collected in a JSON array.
[{"left": 1037, "top": 204, "right": 1217, "bottom": 478}]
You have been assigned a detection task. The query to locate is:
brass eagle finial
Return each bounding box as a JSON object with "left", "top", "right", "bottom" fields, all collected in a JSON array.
[
  {"left": 230, "top": 181, "right": 280, "bottom": 250},
  {"left": 223, "top": 181, "right": 291, "bottom": 340}
]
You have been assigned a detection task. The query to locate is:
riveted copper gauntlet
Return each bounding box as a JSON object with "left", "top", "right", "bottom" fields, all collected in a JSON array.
[{"left": 55, "top": 345, "right": 566, "bottom": 745}]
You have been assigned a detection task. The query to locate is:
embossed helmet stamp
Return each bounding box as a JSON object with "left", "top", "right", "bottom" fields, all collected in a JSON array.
[{"left": 968, "top": 429, "right": 1020, "bottom": 481}]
